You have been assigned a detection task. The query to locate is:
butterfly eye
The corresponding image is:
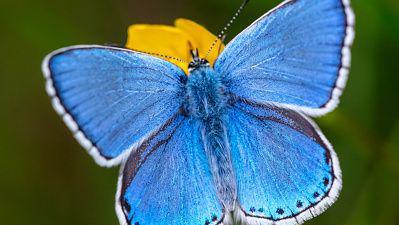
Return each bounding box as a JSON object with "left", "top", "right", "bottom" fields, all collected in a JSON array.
[
  {"left": 201, "top": 59, "right": 209, "bottom": 65},
  {"left": 188, "top": 62, "right": 198, "bottom": 72},
  {"left": 188, "top": 62, "right": 195, "bottom": 68}
]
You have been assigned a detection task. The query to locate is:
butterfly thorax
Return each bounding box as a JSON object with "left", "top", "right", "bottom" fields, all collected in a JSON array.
[
  {"left": 185, "top": 66, "right": 227, "bottom": 120},
  {"left": 185, "top": 66, "right": 237, "bottom": 211}
]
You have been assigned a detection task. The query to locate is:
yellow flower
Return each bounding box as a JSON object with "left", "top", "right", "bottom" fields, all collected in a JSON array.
[{"left": 126, "top": 18, "right": 224, "bottom": 74}]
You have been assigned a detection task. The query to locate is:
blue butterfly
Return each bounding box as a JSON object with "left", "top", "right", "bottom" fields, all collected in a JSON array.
[{"left": 42, "top": 0, "right": 355, "bottom": 224}]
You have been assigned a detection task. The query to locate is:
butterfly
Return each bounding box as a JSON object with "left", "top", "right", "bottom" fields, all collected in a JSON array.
[{"left": 42, "top": 0, "right": 355, "bottom": 224}]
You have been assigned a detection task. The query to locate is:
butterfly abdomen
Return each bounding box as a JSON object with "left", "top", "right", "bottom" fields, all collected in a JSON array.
[
  {"left": 201, "top": 115, "right": 237, "bottom": 211},
  {"left": 185, "top": 67, "right": 237, "bottom": 210}
]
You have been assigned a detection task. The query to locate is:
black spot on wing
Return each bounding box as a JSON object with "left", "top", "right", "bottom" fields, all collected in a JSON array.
[
  {"left": 323, "top": 177, "right": 330, "bottom": 186},
  {"left": 296, "top": 200, "right": 303, "bottom": 208}
]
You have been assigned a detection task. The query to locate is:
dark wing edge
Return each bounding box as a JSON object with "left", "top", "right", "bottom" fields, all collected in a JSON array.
[
  {"left": 221, "top": 0, "right": 355, "bottom": 117},
  {"left": 114, "top": 114, "right": 181, "bottom": 225},
  {"left": 232, "top": 100, "right": 342, "bottom": 225},
  {"left": 295, "top": 0, "right": 354, "bottom": 116},
  {"left": 42, "top": 45, "right": 181, "bottom": 168}
]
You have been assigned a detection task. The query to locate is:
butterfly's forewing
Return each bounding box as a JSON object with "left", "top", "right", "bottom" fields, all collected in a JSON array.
[
  {"left": 43, "top": 45, "right": 186, "bottom": 167},
  {"left": 215, "top": 0, "right": 354, "bottom": 116},
  {"left": 116, "top": 115, "right": 223, "bottom": 225},
  {"left": 226, "top": 99, "right": 341, "bottom": 224}
]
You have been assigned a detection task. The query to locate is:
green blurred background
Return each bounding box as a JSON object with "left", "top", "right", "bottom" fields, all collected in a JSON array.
[{"left": 0, "top": 0, "right": 398, "bottom": 224}]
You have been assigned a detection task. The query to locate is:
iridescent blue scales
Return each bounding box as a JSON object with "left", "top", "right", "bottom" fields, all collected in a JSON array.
[{"left": 42, "top": 0, "right": 354, "bottom": 225}]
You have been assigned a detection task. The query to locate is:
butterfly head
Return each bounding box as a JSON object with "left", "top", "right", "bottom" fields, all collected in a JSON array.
[{"left": 188, "top": 49, "right": 210, "bottom": 73}]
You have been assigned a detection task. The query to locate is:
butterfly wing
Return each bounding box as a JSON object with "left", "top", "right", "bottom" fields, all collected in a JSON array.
[
  {"left": 226, "top": 99, "right": 341, "bottom": 224},
  {"left": 215, "top": 0, "right": 355, "bottom": 116},
  {"left": 43, "top": 45, "right": 186, "bottom": 167},
  {"left": 116, "top": 115, "right": 223, "bottom": 225}
]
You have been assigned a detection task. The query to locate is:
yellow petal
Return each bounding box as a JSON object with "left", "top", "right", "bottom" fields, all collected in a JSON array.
[
  {"left": 125, "top": 19, "right": 224, "bottom": 74},
  {"left": 174, "top": 18, "right": 224, "bottom": 67},
  {"left": 126, "top": 24, "right": 191, "bottom": 73}
]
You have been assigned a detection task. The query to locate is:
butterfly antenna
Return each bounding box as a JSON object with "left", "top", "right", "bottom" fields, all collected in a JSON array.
[
  {"left": 205, "top": 0, "right": 250, "bottom": 58},
  {"left": 131, "top": 48, "right": 189, "bottom": 64},
  {"left": 191, "top": 48, "right": 200, "bottom": 61}
]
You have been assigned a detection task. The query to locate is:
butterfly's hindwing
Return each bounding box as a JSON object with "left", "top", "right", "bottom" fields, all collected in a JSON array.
[
  {"left": 116, "top": 115, "right": 224, "bottom": 225},
  {"left": 226, "top": 98, "right": 341, "bottom": 224}
]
